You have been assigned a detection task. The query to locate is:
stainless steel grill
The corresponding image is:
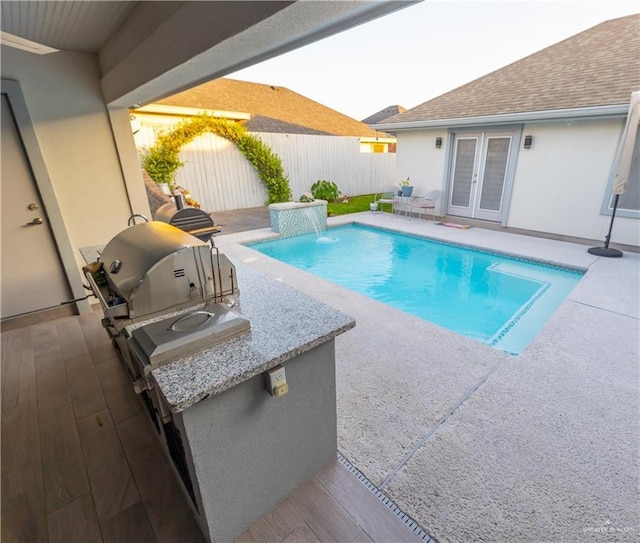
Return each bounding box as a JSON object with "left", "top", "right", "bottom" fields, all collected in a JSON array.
[{"left": 84, "top": 221, "right": 249, "bottom": 379}]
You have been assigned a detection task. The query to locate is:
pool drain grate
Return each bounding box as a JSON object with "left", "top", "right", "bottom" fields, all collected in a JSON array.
[{"left": 336, "top": 453, "right": 438, "bottom": 542}]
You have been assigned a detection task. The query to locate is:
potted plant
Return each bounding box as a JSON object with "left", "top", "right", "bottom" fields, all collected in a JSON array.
[{"left": 399, "top": 178, "right": 413, "bottom": 197}]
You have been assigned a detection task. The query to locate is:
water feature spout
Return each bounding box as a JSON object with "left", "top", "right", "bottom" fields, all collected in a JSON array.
[
  {"left": 302, "top": 206, "right": 325, "bottom": 237},
  {"left": 268, "top": 200, "right": 328, "bottom": 237}
]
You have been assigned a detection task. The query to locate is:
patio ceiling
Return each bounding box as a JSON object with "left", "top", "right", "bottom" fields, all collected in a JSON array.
[
  {"left": 0, "top": 1, "right": 419, "bottom": 108},
  {"left": 0, "top": 1, "right": 137, "bottom": 53}
]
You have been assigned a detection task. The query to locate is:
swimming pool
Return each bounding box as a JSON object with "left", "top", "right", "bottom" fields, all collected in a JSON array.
[{"left": 248, "top": 224, "right": 583, "bottom": 354}]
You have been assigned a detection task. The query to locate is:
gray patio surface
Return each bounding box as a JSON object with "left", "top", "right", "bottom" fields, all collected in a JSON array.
[
  {"left": 213, "top": 211, "right": 639, "bottom": 543},
  {"left": 212, "top": 206, "right": 270, "bottom": 235}
]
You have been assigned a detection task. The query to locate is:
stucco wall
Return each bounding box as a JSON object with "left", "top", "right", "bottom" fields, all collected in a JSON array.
[
  {"left": 395, "top": 129, "right": 448, "bottom": 215},
  {"left": 397, "top": 121, "right": 638, "bottom": 247},
  {"left": 508, "top": 119, "right": 637, "bottom": 246},
  {"left": 1, "top": 48, "right": 145, "bottom": 272}
]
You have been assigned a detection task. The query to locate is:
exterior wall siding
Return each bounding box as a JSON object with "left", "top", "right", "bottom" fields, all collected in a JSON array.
[
  {"left": 395, "top": 120, "right": 638, "bottom": 247},
  {"left": 395, "top": 130, "right": 448, "bottom": 216},
  {"left": 508, "top": 118, "right": 638, "bottom": 246},
  {"left": 1, "top": 48, "right": 142, "bottom": 267},
  {"left": 135, "top": 122, "right": 396, "bottom": 212}
]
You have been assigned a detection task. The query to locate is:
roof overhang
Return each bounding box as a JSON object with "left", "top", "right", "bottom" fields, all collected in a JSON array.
[
  {"left": 374, "top": 104, "right": 631, "bottom": 131},
  {"left": 101, "top": 1, "right": 418, "bottom": 109}
]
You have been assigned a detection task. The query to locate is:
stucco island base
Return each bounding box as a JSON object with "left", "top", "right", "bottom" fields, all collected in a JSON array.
[{"left": 172, "top": 341, "right": 337, "bottom": 543}]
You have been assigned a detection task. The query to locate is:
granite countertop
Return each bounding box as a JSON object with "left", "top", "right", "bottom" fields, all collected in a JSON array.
[
  {"left": 149, "top": 263, "right": 355, "bottom": 413},
  {"left": 79, "top": 244, "right": 355, "bottom": 413}
]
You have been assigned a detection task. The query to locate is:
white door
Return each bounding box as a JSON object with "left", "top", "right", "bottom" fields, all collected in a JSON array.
[
  {"left": 448, "top": 133, "right": 481, "bottom": 219},
  {"left": 1, "top": 94, "right": 71, "bottom": 318},
  {"left": 447, "top": 131, "right": 515, "bottom": 222}
]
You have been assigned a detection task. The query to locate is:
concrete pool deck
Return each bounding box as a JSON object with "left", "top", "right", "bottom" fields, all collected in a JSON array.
[{"left": 214, "top": 212, "right": 639, "bottom": 543}]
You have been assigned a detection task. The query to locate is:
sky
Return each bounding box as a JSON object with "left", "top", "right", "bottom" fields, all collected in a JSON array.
[{"left": 230, "top": 0, "right": 640, "bottom": 121}]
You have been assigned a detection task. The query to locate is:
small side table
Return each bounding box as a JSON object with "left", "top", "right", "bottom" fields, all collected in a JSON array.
[{"left": 394, "top": 196, "right": 413, "bottom": 218}]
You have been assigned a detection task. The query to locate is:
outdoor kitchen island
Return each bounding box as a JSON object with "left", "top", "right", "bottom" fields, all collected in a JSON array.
[
  {"left": 147, "top": 264, "right": 354, "bottom": 542},
  {"left": 82, "top": 239, "right": 355, "bottom": 543}
]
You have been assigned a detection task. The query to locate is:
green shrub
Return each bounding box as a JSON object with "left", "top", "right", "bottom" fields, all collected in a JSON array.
[{"left": 310, "top": 180, "right": 340, "bottom": 201}]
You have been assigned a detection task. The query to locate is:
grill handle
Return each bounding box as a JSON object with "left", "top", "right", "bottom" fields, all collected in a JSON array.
[
  {"left": 128, "top": 214, "right": 149, "bottom": 226},
  {"left": 167, "top": 311, "right": 214, "bottom": 332}
]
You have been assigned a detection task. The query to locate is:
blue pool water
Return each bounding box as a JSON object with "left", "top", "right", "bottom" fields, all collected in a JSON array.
[{"left": 248, "top": 224, "right": 583, "bottom": 354}]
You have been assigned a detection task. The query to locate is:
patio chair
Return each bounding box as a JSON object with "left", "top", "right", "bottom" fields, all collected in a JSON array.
[
  {"left": 375, "top": 185, "right": 399, "bottom": 214},
  {"left": 410, "top": 189, "right": 441, "bottom": 221}
]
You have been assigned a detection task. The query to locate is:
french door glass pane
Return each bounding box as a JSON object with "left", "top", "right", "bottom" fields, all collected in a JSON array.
[
  {"left": 451, "top": 139, "right": 476, "bottom": 207},
  {"left": 479, "top": 137, "right": 510, "bottom": 212}
]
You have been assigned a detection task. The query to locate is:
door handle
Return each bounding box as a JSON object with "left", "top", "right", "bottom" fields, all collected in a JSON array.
[{"left": 26, "top": 217, "right": 44, "bottom": 226}]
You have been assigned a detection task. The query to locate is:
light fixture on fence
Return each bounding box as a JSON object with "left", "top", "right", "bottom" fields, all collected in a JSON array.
[
  {"left": 524, "top": 135, "right": 533, "bottom": 149},
  {"left": 435, "top": 137, "right": 443, "bottom": 149}
]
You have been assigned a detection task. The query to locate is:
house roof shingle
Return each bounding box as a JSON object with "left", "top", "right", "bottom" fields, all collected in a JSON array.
[
  {"left": 383, "top": 14, "right": 640, "bottom": 124},
  {"left": 361, "top": 105, "right": 406, "bottom": 125},
  {"left": 158, "top": 78, "right": 382, "bottom": 138},
  {"left": 244, "top": 115, "right": 332, "bottom": 136}
]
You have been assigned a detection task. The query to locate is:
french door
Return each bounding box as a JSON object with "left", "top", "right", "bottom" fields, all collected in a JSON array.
[{"left": 447, "top": 131, "right": 516, "bottom": 222}]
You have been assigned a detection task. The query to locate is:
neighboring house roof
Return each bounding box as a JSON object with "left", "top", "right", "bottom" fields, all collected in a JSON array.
[
  {"left": 158, "top": 78, "right": 383, "bottom": 138},
  {"left": 245, "top": 115, "right": 332, "bottom": 136},
  {"left": 383, "top": 14, "right": 640, "bottom": 124},
  {"left": 361, "top": 105, "right": 406, "bottom": 125}
]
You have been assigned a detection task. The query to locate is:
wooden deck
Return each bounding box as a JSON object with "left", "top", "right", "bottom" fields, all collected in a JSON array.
[{"left": 1, "top": 311, "right": 424, "bottom": 543}]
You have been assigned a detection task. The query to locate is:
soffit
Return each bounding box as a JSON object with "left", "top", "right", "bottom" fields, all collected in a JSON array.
[{"left": 0, "top": 1, "right": 138, "bottom": 53}]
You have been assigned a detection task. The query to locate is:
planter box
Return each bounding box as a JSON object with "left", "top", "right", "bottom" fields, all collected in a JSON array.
[
  {"left": 401, "top": 186, "right": 414, "bottom": 197},
  {"left": 269, "top": 200, "right": 327, "bottom": 237}
]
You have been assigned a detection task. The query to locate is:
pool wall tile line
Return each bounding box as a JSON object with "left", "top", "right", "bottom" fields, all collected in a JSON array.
[
  {"left": 489, "top": 282, "right": 551, "bottom": 351},
  {"left": 348, "top": 222, "right": 587, "bottom": 275}
]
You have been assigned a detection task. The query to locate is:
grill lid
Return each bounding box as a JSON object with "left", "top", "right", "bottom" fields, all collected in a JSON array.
[{"left": 100, "top": 222, "right": 207, "bottom": 302}]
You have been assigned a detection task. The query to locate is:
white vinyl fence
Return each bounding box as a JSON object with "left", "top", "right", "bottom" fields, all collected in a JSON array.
[{"left": 135, "top": 127, "right": 396, "bottom": 212}]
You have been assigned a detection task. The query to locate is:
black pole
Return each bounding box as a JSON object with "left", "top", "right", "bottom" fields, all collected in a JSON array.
[
  {"left": 604, "top": 193, "right": 619, "bottom": 248},
  {"left": 588, "top": 193, "right": 623, "bottom": 257}
]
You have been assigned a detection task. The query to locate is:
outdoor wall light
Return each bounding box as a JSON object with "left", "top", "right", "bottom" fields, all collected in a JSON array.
[
  {"left": 524, "top": 135, "right": 533, "bottom": 149},
  {"left": 435, "top": 137, "right": 443, "bottom": 149}
]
